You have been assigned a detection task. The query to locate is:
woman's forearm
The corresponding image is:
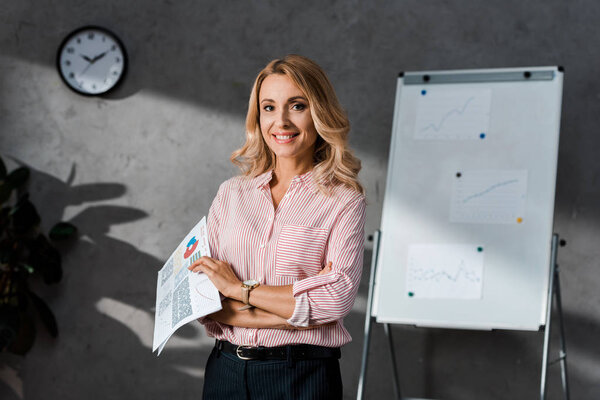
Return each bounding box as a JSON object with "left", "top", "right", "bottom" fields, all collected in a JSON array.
[
  {"left": 209, "top": 299, "right": 295, "bottom": 329},
  {"left": 226, "top": 284, "right": 296, "bottom": 320}
]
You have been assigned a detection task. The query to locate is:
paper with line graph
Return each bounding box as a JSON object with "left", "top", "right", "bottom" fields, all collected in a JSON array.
[
  {"left": 406, "top": 244, "right": 484, "bottom": 299},
  {"left": 414, "top": 88, "right": 492, "bottom": 140},
  {"left": 450, "top": 170, "right": 528, "bottom": 224},
  {"left": 153, "top": 217, "right": 221, "bottom": 355}
]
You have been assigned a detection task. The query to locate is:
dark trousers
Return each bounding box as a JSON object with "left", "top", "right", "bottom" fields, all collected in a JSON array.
[{"left": 202, "top": 346, "right": 343, "bottom": 400}]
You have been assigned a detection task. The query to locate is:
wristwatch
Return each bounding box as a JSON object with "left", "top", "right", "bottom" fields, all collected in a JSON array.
[{"left": 241, "top": 279, "right": 260, "bottom": 306}]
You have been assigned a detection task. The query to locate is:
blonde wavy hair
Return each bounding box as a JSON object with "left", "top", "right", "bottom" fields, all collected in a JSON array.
[{"left": 231, "top": 54, "right": 363, "bottom": 194}]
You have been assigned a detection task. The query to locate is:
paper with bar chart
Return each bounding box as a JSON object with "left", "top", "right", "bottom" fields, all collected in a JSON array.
[
  {"left": 414, "top": 88, "right": 492, "bottom": 140},
  {"left": 153, "top": 217, "right": 221, "bottom": 355},
  {"left": 450, "top": 170, "right": 528, "bottom": 224},
  {"left": 406, "top": 244, "right": 485, "bottom": 299}
]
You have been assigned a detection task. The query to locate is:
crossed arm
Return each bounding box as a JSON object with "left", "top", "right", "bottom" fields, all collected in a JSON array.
[{"left": 188, "top": 258, "right": 332, "bottom": 329}]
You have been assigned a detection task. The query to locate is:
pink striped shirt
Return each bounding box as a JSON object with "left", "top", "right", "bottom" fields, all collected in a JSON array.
[{"left": 202, "top": 169, "right": 366, "bottom": 347}]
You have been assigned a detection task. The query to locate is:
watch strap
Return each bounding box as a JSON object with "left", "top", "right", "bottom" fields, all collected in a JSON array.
[
  {"left": 241, "top": 281, "right": 260, "bottom": 305},
  {"left": 242, "top": 285, "right": 250, "bottom": 304}
]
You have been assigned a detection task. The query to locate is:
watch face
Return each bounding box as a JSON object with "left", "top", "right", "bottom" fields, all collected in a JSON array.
[
  {"left": 57, "top": 26, "right": 127, "bottom": 96},
  {"left": 244, "top": 279, "right": 259, "bottom": 286}
]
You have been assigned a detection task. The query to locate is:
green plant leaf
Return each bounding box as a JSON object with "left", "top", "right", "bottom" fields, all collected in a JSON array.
[
  {"left": 49, "top": 222, "right": 78, "bottom": 241},
  {"left": 12, "top": 198, "right": 41, "bottom": 234},
  {"left": 28, "top": 291, "right": 58, "bottom": 338},
  {"left": 0, "top": 305, "right": 20, "bottom": 352},
  {"left": 6, "top": 167, "right": 30, "bottom": 189},
  {"left": 0, "top": 156, "right": 6, "bottom": 179},
  {"left": 21, "top": 264, "right": 35, "bottom": 274},
  {"left": 27, "top": 235, "right": 62, "bottom": 284},
  {"left": 0, "top": 182, "right": 12, "bottom": 204}
]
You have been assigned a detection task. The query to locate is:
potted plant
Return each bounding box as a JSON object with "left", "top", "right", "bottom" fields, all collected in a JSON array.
[{"left": 0, "top": 156, "right": 77, "bottom": 355}]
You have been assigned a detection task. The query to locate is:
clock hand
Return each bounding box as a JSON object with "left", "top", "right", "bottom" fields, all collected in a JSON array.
[
  {"left": 80, "top": 62, "right": 94, "bottom": 77},
  {"left": 91, "top": 51, "right": 108, "bottom": 63},
  {"left": 80, "top": 54, "right": 93, "bottom": 63}
]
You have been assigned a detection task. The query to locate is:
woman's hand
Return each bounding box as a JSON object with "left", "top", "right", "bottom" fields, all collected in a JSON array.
[
  {"left": 188, "top": 256, "right": 241, "bottom": 298},
  {"left": 319, "top": 261, "right": 332, "bottom": 275}
]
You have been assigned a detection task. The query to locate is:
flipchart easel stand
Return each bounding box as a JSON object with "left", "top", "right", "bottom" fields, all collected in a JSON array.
[{"left": 357, "top": 231, "right": 570, "bottom": 400}]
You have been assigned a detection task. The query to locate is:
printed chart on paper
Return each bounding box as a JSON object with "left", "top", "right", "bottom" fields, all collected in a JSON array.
[
  {"left": 450, "top": 170, "right": 528, "bottom": 224},
  {"left": 414, "top": 88, "right": 492, "bottom": 140},
  {"left": 152, "top": 217, "right": 221, "bottom": 355},
  {"left": 406, "top": 244, "right": 485, "bottom": 299}
]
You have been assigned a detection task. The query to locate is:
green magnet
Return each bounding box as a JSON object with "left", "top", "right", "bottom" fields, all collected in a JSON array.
[
  {"left": 477, "top": 246, "right": 483, "bottom": 252},
  {"left": 408, "top": 292, "right": 414, "bottom": 297}
]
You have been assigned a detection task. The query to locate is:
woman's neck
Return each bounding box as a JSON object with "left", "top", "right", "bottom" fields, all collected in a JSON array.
[{"left": 272, "top": 157, "right": 313, "bottom": 186}]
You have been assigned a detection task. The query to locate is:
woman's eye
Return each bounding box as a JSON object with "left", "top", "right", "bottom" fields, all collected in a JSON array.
[
  {"left": 263, "top": 105, "right": 274, "bottom": 112},
  {"left": 292, "top": 103, "right": 306, "bottom": 111}
]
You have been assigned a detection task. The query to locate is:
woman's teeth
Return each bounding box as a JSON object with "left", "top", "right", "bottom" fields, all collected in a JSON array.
[{"left": 275, "top": 134, "right": 298, "bottom": 140}]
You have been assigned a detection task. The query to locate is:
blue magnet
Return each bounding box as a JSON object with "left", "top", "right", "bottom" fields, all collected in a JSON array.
[
  {"left": 480, "top": 133, "right": 486, "bottom": 139},
  {"left": 421, "top": 90, "right": 427, "bottom": 95}
]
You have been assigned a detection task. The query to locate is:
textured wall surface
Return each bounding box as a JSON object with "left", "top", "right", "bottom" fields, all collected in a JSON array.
[{"left": 0, "top": 1, "right": 599, "bottom": 399}]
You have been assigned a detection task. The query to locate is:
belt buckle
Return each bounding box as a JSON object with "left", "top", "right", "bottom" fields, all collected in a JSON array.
[{"left": 236, "top": 345, "right": 255, "bottom": 360}]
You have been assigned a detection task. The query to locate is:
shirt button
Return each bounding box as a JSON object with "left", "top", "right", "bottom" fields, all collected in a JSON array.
[{"left": 259, "top": 244, "right": 265, "bottom": 248}]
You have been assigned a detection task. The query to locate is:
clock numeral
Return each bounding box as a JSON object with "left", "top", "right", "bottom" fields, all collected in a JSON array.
[
  {"left": 67, "top": 47, "right": 75, "bottom": 54},
  {"left": 65, "top": 60, "right": 71, "bottom": 66},
  {"left": 113, "top": 71, "right": 119, "bottom": 75},
  {"left": 111, "top": 45, "right": 117, "bottom": 51},
  {"left": 76, "top": 38, "right": 81, "bottom": 44},
  {"left": 92, "top": 84, "right": 97, "bottom": 89},
  {"left": 102, "top": 36, "right": 106, "bottom": 42},
  {"left": 116, "top": 57, "right": 121, "bottom": 63},
  {"left": 69, "top": 72, "right": 75, "bottom": 79},
  {"left": 88, "top": 33, "right": 95, "bottom": 40}
]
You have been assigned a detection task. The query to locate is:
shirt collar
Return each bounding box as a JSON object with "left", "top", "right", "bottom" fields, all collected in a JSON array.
[
  {"left": 254, "top": 169, "right": 318, "bottom": 193},
  {"left": 292, "top": 170, "right": 318, "bottom": 193},
  {"left": 254, "top": 170, "right": 273, "bottom": 189}
]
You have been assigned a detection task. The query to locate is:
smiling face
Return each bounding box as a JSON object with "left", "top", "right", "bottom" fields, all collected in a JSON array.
[{"left": 259, "top": 74, "right": 318, "bottom": 166}]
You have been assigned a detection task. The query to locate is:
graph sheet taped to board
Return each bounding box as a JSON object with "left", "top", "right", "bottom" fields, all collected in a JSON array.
[{"left": 373, "top": 67, "right": 563, "bottom": 330}]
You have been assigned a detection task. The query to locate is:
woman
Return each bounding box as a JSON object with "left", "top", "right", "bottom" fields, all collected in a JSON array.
[{"left": 188, "top": 54, "right": 365, "bottom": 399}]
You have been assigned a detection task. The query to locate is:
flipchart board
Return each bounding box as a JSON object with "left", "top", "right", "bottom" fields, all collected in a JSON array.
[{"left": 372, "top": 67, "right": 563, "bottom": 330}]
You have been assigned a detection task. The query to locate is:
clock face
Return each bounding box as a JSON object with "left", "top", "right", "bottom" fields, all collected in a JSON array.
[{"left": 57, "top": 26, "right": 127, "bottom": 96}]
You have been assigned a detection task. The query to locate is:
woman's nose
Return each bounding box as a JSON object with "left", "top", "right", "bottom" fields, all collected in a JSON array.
[{"left": 275, "top": 109, "right": 291, "bottom": 128}]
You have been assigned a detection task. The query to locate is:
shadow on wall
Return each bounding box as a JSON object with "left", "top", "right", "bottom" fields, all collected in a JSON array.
[
  {"left": 0, "top": 167, "right": 598, "bottom": 399},
  {"left": 0, "top": 165, "right": 213, "bottom": 400}
]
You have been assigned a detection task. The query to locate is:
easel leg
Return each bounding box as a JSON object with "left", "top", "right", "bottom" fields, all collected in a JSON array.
[
  {"left": 357, "top": 313, "right": 373, "bottom": 400},
  {"left": 553, "top": 267, "right": 570, "bottom": 400},
  {"left": 357, "top": 230, "right": 381, "bottom": 400},
  {"left": 540, "top": 234, "right": 570, "bottom": 400},
  {"left": 540, "top": 234, "right": 558, "bottom": 400},
  {"left": 384, "top": 323, "right": 402, "bottom": 400}
]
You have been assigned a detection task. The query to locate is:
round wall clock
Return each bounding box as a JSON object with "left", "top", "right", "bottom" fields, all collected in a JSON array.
[{"left": 57, "top": 26, "right": 127, "bottom": 96}]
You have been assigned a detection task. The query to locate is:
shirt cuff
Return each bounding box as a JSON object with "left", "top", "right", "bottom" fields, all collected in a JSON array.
[
  {"left": 292, "top": 272, "right": 341, "bottom": 296},
  {"left": 286, "top": 272, "right": 342, "bottom": 327},
  {"left": 287, "top": 292, "right": 310, "bottom": 327}
]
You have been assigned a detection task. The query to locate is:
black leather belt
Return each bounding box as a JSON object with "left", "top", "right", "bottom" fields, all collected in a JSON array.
[{"left": 215, "top": 340, "right": 341, "bottom": 361}]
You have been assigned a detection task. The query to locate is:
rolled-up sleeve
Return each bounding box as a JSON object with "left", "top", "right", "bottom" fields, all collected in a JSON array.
[{"left": 287, "top": 195, "right": 366, "bottom": 327}]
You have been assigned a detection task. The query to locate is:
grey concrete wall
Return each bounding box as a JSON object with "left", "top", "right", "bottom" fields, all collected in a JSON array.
[{"left": 0, "top": 0, "right": 598, "bottom": 399}]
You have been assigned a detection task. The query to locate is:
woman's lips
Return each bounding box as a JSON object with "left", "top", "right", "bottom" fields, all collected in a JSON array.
[{"left": 272, "top": 133, "right": 299, "bottom": 144}]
